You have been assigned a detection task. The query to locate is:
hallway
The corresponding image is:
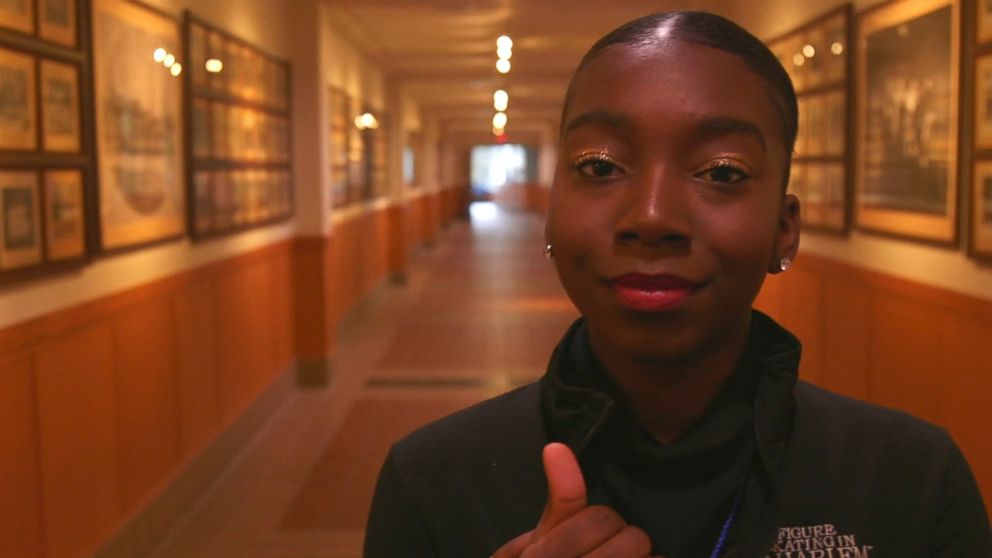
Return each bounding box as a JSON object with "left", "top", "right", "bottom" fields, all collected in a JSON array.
[{"left": 148, "top": 205, "right": 578, "bottom": 557}]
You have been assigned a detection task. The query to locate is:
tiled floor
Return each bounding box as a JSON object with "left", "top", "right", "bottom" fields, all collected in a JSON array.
[{"left": 148, "top": 204, "right": 579, "bottom": 557}]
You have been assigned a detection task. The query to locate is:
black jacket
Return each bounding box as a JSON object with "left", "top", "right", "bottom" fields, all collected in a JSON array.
[{"left": 365, "top": 312, "right": 991, "bottom": 557}]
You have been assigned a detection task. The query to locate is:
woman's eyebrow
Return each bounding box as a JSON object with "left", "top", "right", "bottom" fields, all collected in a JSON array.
[
  {"left": 693, "top": 116, "right": 767, "bottom": 150},
  {"left": 563, "top": 110, "right": 629, "bottom": 137}
]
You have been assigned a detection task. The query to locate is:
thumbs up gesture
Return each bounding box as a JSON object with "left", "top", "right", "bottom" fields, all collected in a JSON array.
[{"left": 492, "top": 443, "right": 655, "bottom": 557}]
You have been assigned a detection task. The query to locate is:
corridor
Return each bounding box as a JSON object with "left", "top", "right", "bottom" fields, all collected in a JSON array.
[{"left": 148, "top": 205, "right": 578, "bottom": 557}]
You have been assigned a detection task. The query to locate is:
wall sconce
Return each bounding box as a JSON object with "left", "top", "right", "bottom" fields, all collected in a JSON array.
[{"left": 355, "top": 112, "right": 379, "bottom": 130}]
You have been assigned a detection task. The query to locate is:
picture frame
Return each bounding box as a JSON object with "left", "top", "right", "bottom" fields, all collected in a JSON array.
[
  {"left": 0, "top": 47, "right": 38, "bottom": 150},
  {"left": 39, "top": 0, "right": 78, "bottom": 47},
  {"left": 976, "top": 53, "right": 992, "bottom": 150},
  {"left": 0, "top": 0, "right": 34, "bottom": 34},
  {"left": 43, "top": 169, "right": 85, "bottom": 260},
  {"left": 971, "top": 161, "right": 992, "bottom": 260},
  {"left": 92, "top": 0, "right": 185, "bottom": 251},
  {"left": 979, "top": 0, "right": 992, "bottom": 45},
  {"left": 40, "top": 58, "right": 81, "bottom": 152},
  {"left": 767, "top": 4, "right": 852, "bottom": 235},
  {"left": 0, "top": 171, "right": 42, "bottom": 270},
  {"left": 856, "top": 0, "right": 959, "bottom": 243},
  {"left": 183, "top": 11, "right": 293, "bottom": 240}
]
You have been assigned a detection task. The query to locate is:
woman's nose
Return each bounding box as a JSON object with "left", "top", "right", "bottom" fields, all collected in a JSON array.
[{"left": 614, "top": 168, "right": 692, "bottom": 247}]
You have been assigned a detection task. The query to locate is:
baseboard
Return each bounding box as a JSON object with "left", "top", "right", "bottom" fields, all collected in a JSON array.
[{"left": 92, "top": 365, "right": 296, "bottom": 558}]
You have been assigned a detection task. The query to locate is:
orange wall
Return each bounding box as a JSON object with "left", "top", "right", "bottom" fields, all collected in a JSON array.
[
  {"left": 756, "top": 253, "right": 992, "bottom": 511},
  {"left": 0, "top": 241, "right": 295, "bottom": 558}
]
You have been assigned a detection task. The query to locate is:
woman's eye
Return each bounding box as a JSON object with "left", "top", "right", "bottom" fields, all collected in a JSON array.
[
  {"left": 576, "top": 158, "right": 622, "bottom": 178},
  {"left": 698, "top": 164, "right": 749, "bottom": 184}
]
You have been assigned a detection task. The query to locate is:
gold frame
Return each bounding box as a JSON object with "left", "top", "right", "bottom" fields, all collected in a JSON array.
[
  {"left": 0, "top": 0, "right": 34, "bottom": 34},
  {"left": 40, "top": 58, "right": 81, "bottom": 152},
  {"left": 39, "top": 0, "right": 78, "bottom": 47},
  {"left": 93, "top": 0, "right": 186, "bottom": 251},
  {"left": 971, "top": 161, "right": 992, "bottom": 258},
  {"left": 0, "top": 171, "right": 43, "bottom": 270},
  {"left": 856, "top": 0, "right": 959, "bottom": 243},
  {"left": 979, "top": 0, "right": 992, "bottom": 44},
  {"left": 44, "top": 169, "right": 85, "bottom": 260},
  {"left": 0, "top": 47, "right": 38, "bottom": 150}
]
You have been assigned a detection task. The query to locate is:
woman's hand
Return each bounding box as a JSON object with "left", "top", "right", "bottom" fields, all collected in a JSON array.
[{"left": 491, "top": 443, "right": 657, "bottom": 557}]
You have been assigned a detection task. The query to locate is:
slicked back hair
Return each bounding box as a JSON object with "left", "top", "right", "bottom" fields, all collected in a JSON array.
[{"left": 561, "top": 11, "right": 798, "bottom": 187}]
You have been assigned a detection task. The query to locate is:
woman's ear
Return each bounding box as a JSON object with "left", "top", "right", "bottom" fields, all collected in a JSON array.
[{"left": 769, "top": 194, "right": 801, "bottom": 273}]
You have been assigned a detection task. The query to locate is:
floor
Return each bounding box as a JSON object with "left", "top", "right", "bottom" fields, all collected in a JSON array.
[{"left": 148, "top": 203, "right": 579, "bottom": 558}]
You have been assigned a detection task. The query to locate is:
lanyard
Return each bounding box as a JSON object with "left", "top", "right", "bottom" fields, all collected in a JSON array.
[{"left": 709, "top": 491, "right": 743, "bottom": 558}]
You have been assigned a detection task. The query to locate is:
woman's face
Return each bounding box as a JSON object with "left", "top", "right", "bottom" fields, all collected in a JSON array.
[{"left": 547, "top": 39, "right": 800, "bottom": 364}]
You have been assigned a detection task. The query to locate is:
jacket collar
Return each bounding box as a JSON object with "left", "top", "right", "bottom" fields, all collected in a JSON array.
[{"left": 538, "top": 310, "right": 802, "bottom": 476}]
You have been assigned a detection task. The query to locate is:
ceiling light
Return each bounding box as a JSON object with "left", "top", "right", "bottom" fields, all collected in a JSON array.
[
  {"left": 802, "top": 44, "right": 815, "bottom": 58},
  {"left": 792, "top": 53, "right": 805, "bottom": 67},
  {"left": 496, "top": 59, "right": 511, "bottom": 74},
  {"left": 496, "top": 35, "right": 513, "bottom": 50},
  {"left": 153, "top": 48, "right": 166, "bottom": 62},
  {"left": 355, "top": 112, "right": 379, "bottom": 130},
  {"left": 492, "top": 112, "right": 507, "bottom": 129},
  {"left": 493, "top": 89, "right": 508, "bottom": 111},
  {"left": 497, "top": 46, "right": 512, "bottom": 60},
  {"left": 205, "top": 58, "right": 224, "bottom": 73},
  {"left": 170, "top": 63, "right": 182, "bottom": 77},
  {"left": 831, "top": 41, "right": 844, "bottom": 55},
  {"left": 163, "top": 53, "right": 176, "bottom": 67}
]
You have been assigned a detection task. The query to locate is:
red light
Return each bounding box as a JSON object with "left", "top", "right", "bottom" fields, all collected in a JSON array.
[{"left": 496, "top": 133, "right": 507, "bottom": 144}]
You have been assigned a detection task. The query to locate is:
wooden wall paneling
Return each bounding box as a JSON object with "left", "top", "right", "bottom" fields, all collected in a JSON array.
[
  {"left": 375, "top": 207, "right": 390, "bottom": 282},
  {"left": 324, "top": 234, "right": 344, "bottom": 343},
  {"left": 778, "top": 266, "right": 823, "bottom": 384},
  {"left": 0, "top": 354, "right": 45, "bottom": 558},
  {"left": 387, "top": 204, "right": 408, "bottom": 279},
  {"left": 271, "top": 248, "right": 295, "bottom": 370},
  {"left": 818, "top": 276, "right": 871, "bottom": 399},
  {"left": 173, "top": 278, "right": 223, "bottom": 459},
  {"left": 216, "top": 259, "right": 275, "bottom": 422},
  {"left": 113, "top": 300, "right": 181, "bottom": 514},
  {"left": 754, "top": 272, "right": 785, "bottom": 320},
  {"left": 35, "top": 323, "right": 122, "bottom": 558},
  {"left": 940, "top": 313, "right": 992, "bottom": 507},
  {"left": 293, "top": 237, "right": 330, "bottom": 358},
  {"left": 867, "top": 292, "right": 943, "bottom": 425}
]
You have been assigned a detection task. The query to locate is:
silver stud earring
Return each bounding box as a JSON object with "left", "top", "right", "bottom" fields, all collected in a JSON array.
[
  {"left": 544, "top": 244, "right": 553, "bottom": 260},
  {"left": 779, "top": 257, "right": 792, "bottom": 272}
]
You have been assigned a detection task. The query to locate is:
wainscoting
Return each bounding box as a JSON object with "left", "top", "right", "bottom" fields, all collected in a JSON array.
[{"left": 756, "top": 254, "right": 992, "bottom": 511}]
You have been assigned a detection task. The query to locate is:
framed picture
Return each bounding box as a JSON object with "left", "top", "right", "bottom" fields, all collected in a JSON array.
[
  {"left": 93, "top": 0, "right": 185, "bottom": 250},
  {"left": 980, "top": 0, "right": 992, "bottom": 45},
  {"left": 0, "top": 171, "right": 42, "bottom": 270},
  {"left": 856, "top": 0, "right": 959, "bottom": 243},
  {"left": 39, "top": 0, "right": 77, "bottom": 47},
  {"left": 972, "top": 161, "right": 992, "bottom": 259},
  {"left": 824, "top": 90, "right": 846, "bottom": 156},
  {"left": 40, "top": 59, "right": 80, "bottom": 152},
  {"left": 976, "top": 54, "right": 992, "bottom": 150},
  {"left": 790, "top": 163, "right": 846, "bottom": 231},
  {"left": 188, "top": 21, "right": 207, "bottom": 90},
  {"left": 43, "top": 169, "right": 85, "bottom": 260},
  {"left": 0, "top": 47, "right": 38, "bottom": 150},
  {"left": 0, "top": 0, "right": 34, "bottom": 34}
]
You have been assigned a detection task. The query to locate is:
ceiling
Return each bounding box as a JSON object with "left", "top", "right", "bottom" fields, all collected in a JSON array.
[{"left": 321, "top": 0, "right": 845, "bottom": 136}]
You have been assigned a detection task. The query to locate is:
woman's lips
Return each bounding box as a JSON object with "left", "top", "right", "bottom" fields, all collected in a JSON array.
[{"left": 609, "top": 273, "right": 700, "bottom": 312}]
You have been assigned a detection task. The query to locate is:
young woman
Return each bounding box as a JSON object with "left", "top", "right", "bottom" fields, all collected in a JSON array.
[{"left": 364, "top": 11, "right": 991, "bottom": 557}]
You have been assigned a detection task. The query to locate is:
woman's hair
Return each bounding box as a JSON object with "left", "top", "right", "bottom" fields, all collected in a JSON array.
[{"left": 562, "top": 11, "right": 798, "bottom": 185}]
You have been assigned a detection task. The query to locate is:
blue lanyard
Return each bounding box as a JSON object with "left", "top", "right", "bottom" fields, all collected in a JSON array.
[{"left": 708, "top": 491, "right": 743, "bottom": 558}]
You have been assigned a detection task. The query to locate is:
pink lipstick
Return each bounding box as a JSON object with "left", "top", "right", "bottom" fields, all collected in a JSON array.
[{"left": 610, "top": 273, "right": 699, "bottom": 312}]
